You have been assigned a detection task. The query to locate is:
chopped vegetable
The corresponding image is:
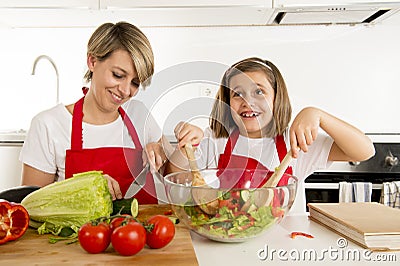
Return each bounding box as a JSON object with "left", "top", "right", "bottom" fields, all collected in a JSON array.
[
  {"left": 164, "top": 210, "right": 173, "bottom": 216},
  {"left": 290, "top": 231, "right": 314, "bottom": 239},
  {"left": 21, "top": 171, "right": 113, "bottom": 235},
  {"left": 0, "top": 200, "right": 29, "bottom": 244},
  {"left": 184, "top": 193, "right": 278, "bottom": 240},
  {"left": 240, "top": 190, "right": 251, "bottom": 202},
  {"left": 167, "top": 216, "right": 180, "bottom": 224}
]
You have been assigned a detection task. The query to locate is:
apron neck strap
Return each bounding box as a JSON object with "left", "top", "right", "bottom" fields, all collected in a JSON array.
[
  {"left": 274, "top": 134, "right": 293, "bottom": 175},
  {"left": 70, "top": 88, "right": 142, "bottom": 150},
  {"left": 274, "top": 134, "right": 287, "bottom": 162},
  {"left": 118, "top": 107, "right": 142, "bottom": 149},
  {"left": 222, "top": 129, "right": 288, "bottom": 164},
  {"left": 71, "top": 97, "right": 84, "bottom": 150},
  {"left": 223, "top": 129, "right": 240, "bottom": 156}
]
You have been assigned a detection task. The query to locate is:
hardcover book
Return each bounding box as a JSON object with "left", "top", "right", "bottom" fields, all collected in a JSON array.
[{"left": 308, "top": 202, "right": 400, "bottom": 251}]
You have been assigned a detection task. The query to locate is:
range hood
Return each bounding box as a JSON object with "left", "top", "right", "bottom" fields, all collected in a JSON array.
[
  {"left": 269, "top": 0, "right": 400, "bottom": 25},
  {"left": 0, "top": 0, "right": 399, "bottom": 28}
]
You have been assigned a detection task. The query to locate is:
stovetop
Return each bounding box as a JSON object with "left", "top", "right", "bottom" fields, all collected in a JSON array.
[{"left": 307, "top": 134, "right": 400, "bottom": 183}]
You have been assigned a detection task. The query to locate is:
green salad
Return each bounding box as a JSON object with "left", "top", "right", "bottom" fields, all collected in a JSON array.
[{"left": 183, "top": 190, "right": 282, "bottom": 240}]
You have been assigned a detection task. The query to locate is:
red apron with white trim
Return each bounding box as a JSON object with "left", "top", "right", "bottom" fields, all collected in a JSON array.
[
  {"left": 65, "top": 94, "right": 158, "bottom": 204},
  {"left": 217, "top": 129, "right": 293, "bottom": 189}
]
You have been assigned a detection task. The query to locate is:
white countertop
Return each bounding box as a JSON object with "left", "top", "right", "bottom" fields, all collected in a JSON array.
[
  {"left": 0, "top": 129, "right": 26, "bottom": 143},
  {"left": 190, "top": 213, "right": 399, "bottom": 266}
]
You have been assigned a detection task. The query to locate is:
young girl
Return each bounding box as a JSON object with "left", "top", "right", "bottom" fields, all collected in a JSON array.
[{"left": 166, "top": 57, "right": 375, "bottom": 213}]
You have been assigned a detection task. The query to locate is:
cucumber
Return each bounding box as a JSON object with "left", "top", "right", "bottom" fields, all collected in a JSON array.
[
  {"left": 59, "top": 227, "right": 75, "bottom": 237},
  {"left": 168, "top": 216, "right": 180, "bottom": 224},
  {"left": 240, "top": 190, "right": 254, "bottom": 212},
  {"left": 112, "top": 198, "right": 136, "bottom": 216},
  {"left": 247, "top": 204, "right": 258, "bottom": 212},
  {"left": 240, "top": 190, "right": 251, "bottom": 202}
]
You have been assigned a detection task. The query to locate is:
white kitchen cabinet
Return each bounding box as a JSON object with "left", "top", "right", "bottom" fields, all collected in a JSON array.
[
  {"left": 0, "top": 0, "right": 274, "bottom": 28},
  {"left": 0, "top": 0, "right": 99, "bottom": 9},
  {"left": 100, "top": 0, "right": 271, "bottom": 8}
]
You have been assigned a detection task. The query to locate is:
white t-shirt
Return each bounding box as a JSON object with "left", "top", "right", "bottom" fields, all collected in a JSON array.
[
  {"left": 196, "top": 127, "right": 334, "bottom": 214},
  {"left": 20, "top": 99, "right": 162, "bottom": 182},
  {"left": 197, "top": 127, "right": 333, "bottom": 178}
]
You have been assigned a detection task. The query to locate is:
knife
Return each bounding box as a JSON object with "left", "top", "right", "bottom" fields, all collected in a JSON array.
[{"left": 124, "top": 164, "right": 149, "bottom": 199}]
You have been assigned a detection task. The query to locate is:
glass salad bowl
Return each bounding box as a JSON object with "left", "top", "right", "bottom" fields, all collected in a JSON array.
[{"left": 163, "top": 168, "right": 298, "bottom": 243}]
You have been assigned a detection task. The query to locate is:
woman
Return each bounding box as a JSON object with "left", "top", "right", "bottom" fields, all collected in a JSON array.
[{"left": 20, "top": 22, "right": 170, "bottom": 203}]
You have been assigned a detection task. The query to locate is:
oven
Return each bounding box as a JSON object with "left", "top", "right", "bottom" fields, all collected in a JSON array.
[{"left": 304, "top": 134, "right": 400, "bottom": 211}]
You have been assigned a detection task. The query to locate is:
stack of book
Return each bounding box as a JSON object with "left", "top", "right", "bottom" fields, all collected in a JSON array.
[{"left": 308, "top": 202, "right": 400, "bottom": 251}]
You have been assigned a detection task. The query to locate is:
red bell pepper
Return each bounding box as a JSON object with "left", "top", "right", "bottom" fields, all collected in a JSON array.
[
  {"left": 290, "top": 231, "right": 314, "bottom": 239},
  {"left": 0, "top": 199, "right": 30, "bottom": 244}
]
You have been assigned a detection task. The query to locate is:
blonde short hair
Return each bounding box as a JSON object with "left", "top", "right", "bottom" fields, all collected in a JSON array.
[
  {"left": 84, "top": 21, "right": 154, "bottom": 88},
  {"left": 210, "top": 57, "right": 292, "bottom": 138}
]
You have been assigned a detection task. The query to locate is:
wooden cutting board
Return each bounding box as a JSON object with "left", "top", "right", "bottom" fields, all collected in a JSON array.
[{"left": 0, "top": 204, "right": 198, "bottom": 266}]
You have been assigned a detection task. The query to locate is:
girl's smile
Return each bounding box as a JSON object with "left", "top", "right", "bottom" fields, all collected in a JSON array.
[{"left": 240, "top": 111, "right": 261, "bottom": 118}]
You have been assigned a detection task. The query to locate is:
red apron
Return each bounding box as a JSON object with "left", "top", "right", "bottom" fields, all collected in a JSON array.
[
  {"left": 65, "top": 94, "right": 158, "bottom": 204},
  {"left": 217, "top": 129, "right": 293, "bottom": 189}
]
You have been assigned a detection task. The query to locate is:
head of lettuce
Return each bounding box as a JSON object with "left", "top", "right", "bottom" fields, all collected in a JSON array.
[{"left": 21, "top": 171, "right": 113, "bottom": 235}]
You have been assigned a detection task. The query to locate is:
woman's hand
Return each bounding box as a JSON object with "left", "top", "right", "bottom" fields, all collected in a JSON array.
[
  {"left": 174, "top": 121, "right": 204, "bottom": 148},
  {"left": 143, "top": 139, "right": 168, "bottom": 172},
  {"left": 103, "top": 174, "right": 122, "bottom": 200},
  {"left": 289, "top": 107, "right": 321, "bottom": 158}
]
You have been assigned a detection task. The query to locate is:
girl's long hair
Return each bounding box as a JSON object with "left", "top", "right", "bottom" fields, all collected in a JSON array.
[{"left": 210, "top": 57, "right": 292, "bottom": 138}]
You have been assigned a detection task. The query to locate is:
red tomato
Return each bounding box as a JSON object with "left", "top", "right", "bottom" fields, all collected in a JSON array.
[
  {"left": 146, "top": 215, "right": 175, "bottom": 249},
  {"left": 0, "top": 200, "right": 29, "bottom": 245},
  {"left": 230, "top": 191, "right": 241, "bottom": 199},
  {"left": 218, "top": 199, "right": 239, "bottom": 210},
  {"left": 110, "top": 214, "right": 132, "bottom": 231},
  {"left": 78, "top": 222, "right": 111, "bottom": 254},
  {"left": 111, "top": 221, "right": 146, "bottom": 256},
  {"left": 271, "top": 207, "right": 285, "bottom": 218},
  {"left": 290, "top": 231, "right": 314, "bottom": 239}
]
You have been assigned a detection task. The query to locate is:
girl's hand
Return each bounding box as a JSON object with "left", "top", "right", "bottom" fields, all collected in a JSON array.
[
  {"left": 289, "top": 107, "right": 321, "bottom": 158},
  {"left": 163, "top": 122, "right": 204, "bottom": 175},
  {"left": 103, "top": 174, "right": 122, "bottom": 200},
  {"left": 174, "top": 121, "right": 204, "bottom": 149},
  {"left": 143, "top": 141, "right": 168, "bottom": 172}
]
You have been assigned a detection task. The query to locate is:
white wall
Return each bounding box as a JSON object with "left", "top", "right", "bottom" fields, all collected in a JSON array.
[{"left": 1, "top": 17, "right": 399, "bottom": 136}]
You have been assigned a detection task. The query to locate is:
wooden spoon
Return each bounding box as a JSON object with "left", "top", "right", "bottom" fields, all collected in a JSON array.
[
  {"left": 262, "top": 151, "right": 293, "bottom": 188},
  {"left": 241, "top": 151, "right": 293, "bottom": 211},
  {"left": 184, "top": 143, "right": 218, "bottom": 215}
]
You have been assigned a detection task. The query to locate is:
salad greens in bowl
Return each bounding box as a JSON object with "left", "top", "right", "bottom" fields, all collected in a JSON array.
[{"left": 163, "top": 168, "right": 298, "bottom": 243}]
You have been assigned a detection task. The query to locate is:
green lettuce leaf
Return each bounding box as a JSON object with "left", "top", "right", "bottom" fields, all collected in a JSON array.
[{"left": 21, "top": 171, "right": 112, "bottom": 235}]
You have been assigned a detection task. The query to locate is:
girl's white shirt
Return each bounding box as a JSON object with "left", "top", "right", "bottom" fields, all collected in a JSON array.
[
  {"left": 19, "top": 99, "right": 162, "bottom": 182},
  {"left": 196, "top": 127, "right": 334, "bottom": 214}
]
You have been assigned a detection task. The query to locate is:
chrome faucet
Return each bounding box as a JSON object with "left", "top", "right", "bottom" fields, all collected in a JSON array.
[{"left": 31, "top": 55, "right": 59, "bottom": 104}]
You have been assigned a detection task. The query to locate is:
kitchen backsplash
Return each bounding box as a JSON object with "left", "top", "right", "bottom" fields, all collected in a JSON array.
[{"left": 1, "top": 21, "right": 400, "bottom": 135}]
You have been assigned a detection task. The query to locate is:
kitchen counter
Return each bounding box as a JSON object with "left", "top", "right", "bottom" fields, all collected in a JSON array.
[
  {"left": 0, "top": 204, "right": 198, "bottom": 266},
  {"left": 1, "top": 207, "right": 398, "bottom": 266},
  {"left": 192, "top": 213, "right": 400, "bottom": 266}
]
